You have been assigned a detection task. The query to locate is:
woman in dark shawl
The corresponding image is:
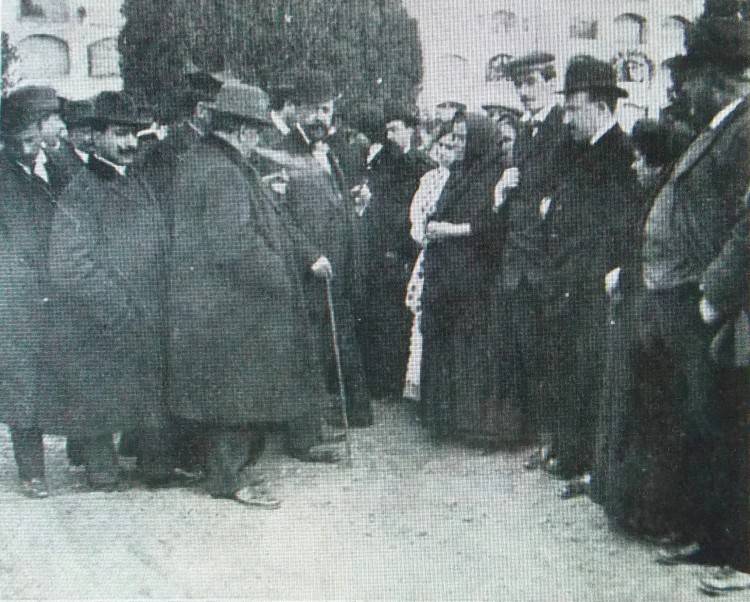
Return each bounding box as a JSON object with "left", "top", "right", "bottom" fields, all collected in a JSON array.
[{"left": 419, "top": 113, "right": 517, "bottom": 447}]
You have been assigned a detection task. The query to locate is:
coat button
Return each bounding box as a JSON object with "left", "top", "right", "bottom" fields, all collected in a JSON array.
[{"left": 564, "top": 292, "right": 570, "bottom": 298}]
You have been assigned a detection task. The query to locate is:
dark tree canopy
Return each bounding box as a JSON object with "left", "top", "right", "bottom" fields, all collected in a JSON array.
[{"left": 119, "top": 0, "right": 422, "bottom": 122}]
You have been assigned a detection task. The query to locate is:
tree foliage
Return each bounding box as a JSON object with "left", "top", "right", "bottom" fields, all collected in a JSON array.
[{"left": 119, "top": 0, "right": 422, "bottom": 120}]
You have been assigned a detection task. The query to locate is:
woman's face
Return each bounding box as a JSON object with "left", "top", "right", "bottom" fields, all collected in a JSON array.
[
  {"left": 435, "top": 133, "right": 458, "bottom": 168},
  {"left": 451, "top": 120, "right": 467, "bottom": 162}
]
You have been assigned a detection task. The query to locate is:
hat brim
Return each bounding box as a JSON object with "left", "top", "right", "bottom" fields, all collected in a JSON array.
[
  {"left": 91, "top": 116, "right": 153, "bottom": 128},
  {"left": 210, "top": 108, "right": 273, "bottom": 128},
  {"left": 557, "top": 85, "right": 629, "bottom": 98}
]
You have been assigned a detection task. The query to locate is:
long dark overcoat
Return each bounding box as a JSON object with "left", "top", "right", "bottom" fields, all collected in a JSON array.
[
  {"left": 0, "top": 155, "right": 57, "bottom": 430},
  {"left": 358, "top": 142, "right": 434, "bottom": 397},
  {"left": 167, "top": 135, "right": 325, "bottom": 426},
  {"left": 537, "top": 125, "right": 640, "bottom": 476},
  {"left": 46, "top": 156, "right": 168, "bottom": 437}
]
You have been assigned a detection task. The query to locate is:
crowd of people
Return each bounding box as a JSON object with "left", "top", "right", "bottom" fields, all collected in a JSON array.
[{"left": 0, "top": 0, "right": 748, "bottom": 595}]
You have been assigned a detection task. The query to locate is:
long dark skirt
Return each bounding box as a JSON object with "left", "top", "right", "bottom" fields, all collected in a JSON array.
[{"left": 420, "top": 291, "right": 523, "bottom": 449}]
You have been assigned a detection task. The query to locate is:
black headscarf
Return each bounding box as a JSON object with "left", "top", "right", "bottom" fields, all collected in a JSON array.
[{"left": 434, "top": 113, "right": 500, "bottom": 218}]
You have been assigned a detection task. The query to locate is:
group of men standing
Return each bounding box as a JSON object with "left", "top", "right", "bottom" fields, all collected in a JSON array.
[
  {"left": 494, "top": 5, "right": 749, "bottom": 594},
  {"left": 0, "top": 64, "right": 433, "bottom": 506}
]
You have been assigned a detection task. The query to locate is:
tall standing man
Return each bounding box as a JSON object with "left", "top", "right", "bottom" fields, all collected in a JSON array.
[
  {"left": 496, "top": 52, "right": 573, "bottom": 468},
  {"left": 627, "top": 6, "right": 750, "bottom": 588},
  {"left": 167, "top": 83, "right": 331, "bottom": 502},
  {"left": 0, "top": 86, "right": 61, "bottom": 498},
  {"left": 547, "top": 56, "right": 641, "bottom": 497}
]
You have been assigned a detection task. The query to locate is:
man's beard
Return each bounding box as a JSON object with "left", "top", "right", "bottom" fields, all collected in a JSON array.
[{"left": 300, "top": 120, "right": 329, "bottom": 143}]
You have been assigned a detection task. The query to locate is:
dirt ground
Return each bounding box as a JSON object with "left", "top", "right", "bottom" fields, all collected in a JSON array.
[{"left": 0, "top": 401, "right": 733, "bottom": 601}]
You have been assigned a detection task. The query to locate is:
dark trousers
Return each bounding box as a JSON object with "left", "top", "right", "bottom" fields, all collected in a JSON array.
[
  {"left": 285, "top": 408, "right": 326, "bottom": 458},
  {"left": 539, "top": 292, "right": 605, "bottom": 477},
  {"left": 202, "top": 426, "right": 265, "bottom": 497},
  {"left": 83, "top": 432, "right": 119, "bottom": 485},
  {"left": 11, "top": 427, "right": 45, "bottom": 481},
  {"left": 636, "top": 286, "right": 737, "bottom": 560},
  {"left": 506, "top": 284, "right": 545, "bottom": 444}
]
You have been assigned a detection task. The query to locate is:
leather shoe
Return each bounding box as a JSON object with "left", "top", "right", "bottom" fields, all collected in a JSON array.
[
  {"left": 656, "top": 543, "right": 718, "bottom": 566},
  {"left": 232, "top": 486, "right": 281, "bottom": 509},
  {"left": 524, "top": 447, "right": 550, "bottom": 470},
  {"left": 20, "top": 478, "right": 49, "bottom": 499},
  {"left": 297, "top": 443, "right": 342, "bottom": 464},
  {"left": 560, "top": 474, "right": 591, "bottom": 500},
  {"left": 698, "top": 567, "right": 750, "bottom": 595}
]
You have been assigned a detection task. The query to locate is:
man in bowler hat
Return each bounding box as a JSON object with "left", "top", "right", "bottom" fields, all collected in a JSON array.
[
  {"left": 48, "top": 91, "right": 173, "bottom": 491},
  {"left": 533, "top": 56, "right": 641, "bottom": 496},
  {"left": 618, "top": 3, "right": 750, "bottom": 591}
]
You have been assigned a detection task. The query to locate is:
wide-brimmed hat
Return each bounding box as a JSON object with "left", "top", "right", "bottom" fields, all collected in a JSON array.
[
  {"left": 294, "top": 70, "right": 336, "bottom": 106},
  {"left": 1, "top": 85, "right": 60, "bottom": 133},
  {"left": 504, "top": 52, "right": 556, "bottom": 81},
  {"left": 210, "top": 83, "right": 272, "bottom": 126},
  {"left": 91, "top": 92, "right": 152, "bottom": 128},
  {"left": 61, "top": 99, "right": 95, "bottom": 128},
  {"left": 665, "top": 11, "right": 750, "bottom": 76},
  {"left": 559, "top": 55, "right": 629, "bottom": 98}
]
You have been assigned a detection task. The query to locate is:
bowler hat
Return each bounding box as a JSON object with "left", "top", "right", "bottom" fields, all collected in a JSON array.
[
  {"left": 1, "top": 85, "right": 60, "bottom": 133},
  {"left": 62, "top": 99, "right": 95, "bottom": 128},
  {"left": 210, "top": 83, "right": 272, "bottom": 126},
  {"left": 384, "top": 100, "right": 418, "bottom": 127},
  {"left": 665, "top": 12, "right": 750, "bottom": 76},
  {"left": 560, "top": 55, "right": 628, "bottom": 98},
  {"left": 294, "top": 70, "right": 336, "bottom": 105},
  {"left": 505, "top": 52, "right": 556, "bottom": 81},
  {"left": 91, "top": 92, "right": 151, "bottom": 128}
]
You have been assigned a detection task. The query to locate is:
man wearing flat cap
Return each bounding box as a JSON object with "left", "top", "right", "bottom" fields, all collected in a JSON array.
[
  {"left": 260, "top": 68, "right": 373, "bottom": 438},
  {"left": 47, "top": 91, "right": 173, "bottom": 492},
  {"left": 167, "top": 83, "right": 329, "bottom": 504},
  {"left": 607, "top": 2, "right": 750, "bottom": 588},
  {"left": 495, "top": 51, "right": 574, "bottom": 472},
  {"left": 528, "top": 56, "right": 641, "bottom": 498},
  {"left": 0, "top": 85, "right": 61, "bottom": 498},
  {"left": 358, "top": 100, "right": 434, "bottom": 400}
]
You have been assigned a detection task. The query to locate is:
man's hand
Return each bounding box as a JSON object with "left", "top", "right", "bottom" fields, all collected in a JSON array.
[
  {"left": 605, "top": 267, "right": 621, "bottom": 297},
  {"left": 493, "top": 167, "right": 520, "bottom": 210},
  {"left": 311, "top": 256, "right": 333, "bottom": 279},
  {"left": 699, "top": 297, "right": 720, "bottom": 324}
]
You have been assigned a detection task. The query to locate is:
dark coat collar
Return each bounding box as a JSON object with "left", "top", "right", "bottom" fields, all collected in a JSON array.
[{"left": 87, "top": 154, "right": 126, "bottom": 181}]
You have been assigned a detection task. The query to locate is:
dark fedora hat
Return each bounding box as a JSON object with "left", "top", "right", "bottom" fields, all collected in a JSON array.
[
  {"left": 91, "top": 92, "right": 151, "bottom": 128},
  {"left": 61, "top": 99, "right": 95, "bottom": 128},
  {"left": 559, "top": 55, "right": 628, "bottom": 98},
  {"left": 383, "top": 99, "right": 419, "bottom": 127},
  {"left": 210, "top": 83, "right": 272, "bottom": 126},
  {"left": 1, "top": 85, "right": 60, "bottom": 133},
  {"left": 665, "top": 12, "right": 750, "bottom": 76},
  {"left": 294, "top": 69, "right": 336, "bottom": 106}
]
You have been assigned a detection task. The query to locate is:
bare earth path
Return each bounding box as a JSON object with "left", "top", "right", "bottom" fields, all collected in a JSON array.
[{"left": 0, "top": 402, "right": 729, "bottom": 601}]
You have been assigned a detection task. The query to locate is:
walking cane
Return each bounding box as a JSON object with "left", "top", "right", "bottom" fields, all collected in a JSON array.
[{"left": 324, "top": 275, "right": 353, "bottom": 467}]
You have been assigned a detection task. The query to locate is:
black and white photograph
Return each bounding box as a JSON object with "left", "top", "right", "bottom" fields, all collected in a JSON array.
[{"left": 0, "top": 0, "right": 748, "bottom": 599}]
